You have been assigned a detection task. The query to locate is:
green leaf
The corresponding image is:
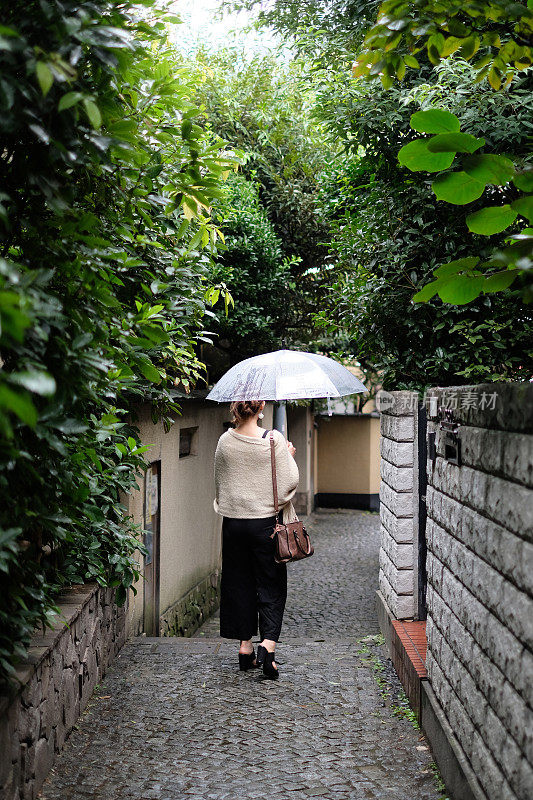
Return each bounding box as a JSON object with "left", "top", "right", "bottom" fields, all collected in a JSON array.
[
  {"left": 511, "top": 195, "right": 533, "bottom": 222},
  {"left": 458, "top": 35, "right": 480, "bottom": 61},
  {"left": 410, "top": 109, "right": 460, "bottom": 134},
  {"left": 483, "top": 270, "right": 518, "bottom": 293},
  {"left": 398, "top": 139, "right": 455, "bottom": 173},
  {"left": 463, "top": 154, "right": 515, "bottom": 186},
  {"left": 36, "top": 62, "right": 53, "bottom": 97},
  {"left": 434, "top": 257, "right": 480, "bottom": 277},
  {"left": 488, "top": 68, "right": 502, "bottom": 91},
  {"left": 28, "top": 124, "right": 50, "bottom": 144},
  {"left": 137, "top": 356, "right": 161, "bottom": 384},
  {"left": 441, "top": 36, "right": 465, "bottom": 57},
  {"left": 0, "top": 25, "right": 19, "bottom": 38},
  {"left": 432, "top": 172, "right": 485, "bottom": 204},
  {"left": 11, "top": 371, "right": 56, "bottom": 396},
  {"left": 49, "top": 418, "right": 88, "bottom": 434},
  {"left": 412, "top": 280, "right": 440, "bottom": 303},
  {"left": 83, "top": 98, "right": 102, "bottom": 129},
  {"left": 446, "top": 19, "right": 469, "bottom": 37},
  {"left": 0, "top": 385, "right": 37, "bottom": 426},
  {"left": 513, "top": 170, "right": 533, "bottom": 192},
  {"left": 466, "top": 205, "right": 518, "bottom": 235},
  {"left": 58, "top": 92, "right": 83, "bottom": 111},
  {"left": 437, "top": 275, "right": 485, "bottom": 304},
  {"left": 427, "top": 132, "right": 484, "bottom": 154}
]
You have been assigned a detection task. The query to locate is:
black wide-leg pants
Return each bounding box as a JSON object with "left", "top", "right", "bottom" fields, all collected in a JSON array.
[{"left": 220, "top": 515, "right": 287, "bottom": 642}]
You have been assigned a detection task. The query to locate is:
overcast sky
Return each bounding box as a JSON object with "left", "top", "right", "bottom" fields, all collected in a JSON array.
[{"left": 170, "top": 0, "right": 281, "bottom": 53}]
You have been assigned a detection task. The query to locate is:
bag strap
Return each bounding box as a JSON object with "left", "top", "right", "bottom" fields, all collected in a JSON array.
[{"left": 269, "top": 432, "right": 279, "bottom": 516}]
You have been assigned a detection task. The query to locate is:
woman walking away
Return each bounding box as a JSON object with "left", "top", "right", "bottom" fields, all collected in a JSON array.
[{"left": 214, "top": 400, "right": 299, "bottom": 679}]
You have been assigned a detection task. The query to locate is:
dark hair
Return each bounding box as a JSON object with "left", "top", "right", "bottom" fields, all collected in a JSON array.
[{"left": 230, "top": 400, "right": 263, "bottom": 426}]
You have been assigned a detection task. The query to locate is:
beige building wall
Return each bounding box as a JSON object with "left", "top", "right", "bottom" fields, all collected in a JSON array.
[
  {"left": 315, "top": 414, "right": 381, "bottom": 510},
  {"left": 126, "top": 400, "right": 275, "bottom": 637},
  {"left": 368, "top": 416, "right": 381, "bottom": 494},
  {"left": 312, "top": 424, "right": 319, "bottom": 501},
  {"left": 287, "top": 405, "right": 314, "bottom": 515}
]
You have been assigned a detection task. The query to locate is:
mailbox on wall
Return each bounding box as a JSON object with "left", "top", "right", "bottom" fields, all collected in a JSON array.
[{"left": 439, "top": 408, "right": 462, "bottom": 467}]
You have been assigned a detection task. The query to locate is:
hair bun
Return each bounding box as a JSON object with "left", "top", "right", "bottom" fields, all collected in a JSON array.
[{"left": 230, "top": 400, "right": 263, "bottom": 425}]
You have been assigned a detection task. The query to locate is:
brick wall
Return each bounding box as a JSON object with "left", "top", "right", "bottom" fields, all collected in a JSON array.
[
  {"left": 378, "top": 390, "right": 419, "bottom": 619},
  {"left": 0, "top": 584, "right": 126, "bottom": 800},
  {"left": 425, "top": 383, "right": 532, "bottom": 800}
]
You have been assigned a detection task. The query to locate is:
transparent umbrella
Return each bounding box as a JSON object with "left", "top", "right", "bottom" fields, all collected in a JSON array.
[{"left": 206, "top": 349, "right": 367, "bottom": 402}]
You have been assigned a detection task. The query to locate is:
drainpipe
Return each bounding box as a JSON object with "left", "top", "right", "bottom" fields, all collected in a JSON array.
[{"left": 273, "top": 400, "right": 287, "bottom": 437}]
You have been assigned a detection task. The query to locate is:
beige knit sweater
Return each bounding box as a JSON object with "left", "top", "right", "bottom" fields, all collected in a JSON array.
[{"left": 214, "top": 428, "right": 299, "bottom": 522}]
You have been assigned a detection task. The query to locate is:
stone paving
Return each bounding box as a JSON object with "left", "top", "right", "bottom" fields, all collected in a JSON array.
[{"left": 40, "top": 511, "right": 442, "bottom": 800}]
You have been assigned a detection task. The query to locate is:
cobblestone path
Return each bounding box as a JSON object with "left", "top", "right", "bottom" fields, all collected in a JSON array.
[{"left": 40, "top": 511, "right": 441, "bottom": 800}]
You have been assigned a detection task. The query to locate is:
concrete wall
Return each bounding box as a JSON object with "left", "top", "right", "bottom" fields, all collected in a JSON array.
[
  {"left": 377, "top": 391, "right": 419, "bottom": 619},
  {"left": 0, "top": 585, "right": 125, "bottom": 800},
  {"left": 424, "top": 383, "right": 533, "bottom": 800},
  {"left": 287, "top": 405, "right": 314, "bottom": 515},
  {"left": 126, "top": 399, "right": 231, "bottom": 636},
  {"left": 315, "top": 414, "right": 381, "bottom": 510}
]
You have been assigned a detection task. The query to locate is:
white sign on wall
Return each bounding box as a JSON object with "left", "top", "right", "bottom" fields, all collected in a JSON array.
[{"left": 145, "top": 465, "right": 159, "bottom": 519}]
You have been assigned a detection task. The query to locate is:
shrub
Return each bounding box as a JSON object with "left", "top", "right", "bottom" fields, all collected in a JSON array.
[{"left": 0, "top": 0, "right": 234, "bottom": 685}]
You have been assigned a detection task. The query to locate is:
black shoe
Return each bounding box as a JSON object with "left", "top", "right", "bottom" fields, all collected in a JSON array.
[
  {"left": 238, "top": 649, "right": 258, "bottom": 671},
  {"left": 256, "top": 645, "right": 279, "bottom": 679}
]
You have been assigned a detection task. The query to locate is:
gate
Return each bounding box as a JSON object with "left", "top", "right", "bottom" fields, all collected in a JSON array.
[{"left": 417, "top": 405, "right": 428, "bottom": 620}]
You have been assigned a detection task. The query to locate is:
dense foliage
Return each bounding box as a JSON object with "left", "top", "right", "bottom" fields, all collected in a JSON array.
[
  {"left": 191, "top": 47, "right": 333, "bottom": 273},
  {"left": 313, "top": 61, "right": 533, "bottom": 388},
  {"left": 206, "top": 175, "right": 290, "bottom": 372},
  {"left": 356, "top": 0, "right": 533, "bottom": 89},
  {"left": 315, "top": 158, "right": 531, "bottom": 388},
  {"left": 185, "top": 46, "right": 334, "bottom": 365},
  {"left": 0, "top": 0, "right": 234, "bottom": 684},
  {"left": 206, "top": 174, "right": 315, "bottom": 376},
  {"left": 400, "top": 108, "right": 533, "bottom": 304},
  {"left": 225, "top": 0, "right": 380, "bottom": 63},
  {"left": 354, "top": 1, "right": 533, "bottom": 304},
  {"left": 226, "top": 1, "right": 532, "bottom": 387}
]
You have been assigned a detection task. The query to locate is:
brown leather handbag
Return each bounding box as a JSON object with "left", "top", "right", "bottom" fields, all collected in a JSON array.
[{"left": 268, "top": 432, "right": 314, "bottom": 564}]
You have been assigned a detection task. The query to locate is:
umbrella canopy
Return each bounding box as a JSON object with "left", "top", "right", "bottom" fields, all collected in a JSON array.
[{"left": 206, "top": 349, "right": 367, "bottom": 402}]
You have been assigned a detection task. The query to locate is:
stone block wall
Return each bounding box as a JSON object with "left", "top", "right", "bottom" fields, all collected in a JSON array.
[
  {"left": 378, "top": 390, "right": 419, "bottom": 619},
  {"left": 160, "top": 569, "right": 220, "bottom": 637},
  {"left": 0, "top": 584, "right": 126, "bottom": 800},
  {"left": 425, "top": 383, "right": 533, "bottom": 800}
]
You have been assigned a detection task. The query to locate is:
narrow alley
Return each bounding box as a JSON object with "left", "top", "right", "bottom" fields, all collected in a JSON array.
[{"left": 39, "top": 512, "right": 441, "bottom": 800}]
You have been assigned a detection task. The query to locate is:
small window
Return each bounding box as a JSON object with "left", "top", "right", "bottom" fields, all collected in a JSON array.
[{"left": 179, "top": 426, "right": 198, "bottom": 458}]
